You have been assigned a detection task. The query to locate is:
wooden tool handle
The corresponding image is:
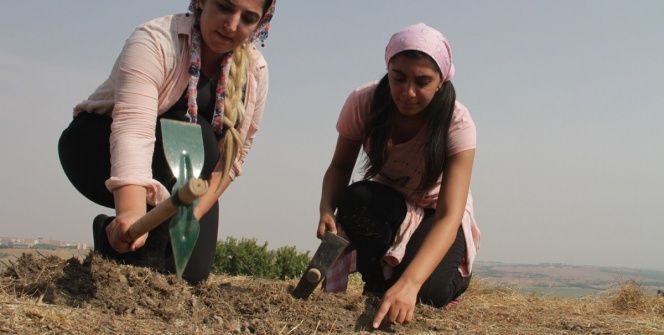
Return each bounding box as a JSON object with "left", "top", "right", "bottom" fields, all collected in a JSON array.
[
  {"left": 305, "top": 268, "right": 322, "bottom": 283},
  {"left": 127, "top": 178, "right": 208, "bottom": 240}
]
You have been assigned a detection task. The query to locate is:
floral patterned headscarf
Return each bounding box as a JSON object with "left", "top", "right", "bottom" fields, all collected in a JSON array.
[{"left": 186, "top": 0, "right": 276, "bottom": 134}]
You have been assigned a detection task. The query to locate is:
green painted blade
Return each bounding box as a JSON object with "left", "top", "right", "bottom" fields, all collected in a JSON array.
[
  {"left": 160, "top": 119, "right": 204, "bottom": 179},
  {"left": 169, "top": 205, "right": 200, "bottom": 279},
  {"left": 167, "top": 144, "right": 201, "bottom": 279}
]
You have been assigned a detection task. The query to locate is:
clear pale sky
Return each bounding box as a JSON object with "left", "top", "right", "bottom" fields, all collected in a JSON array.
[{"left": 1, "top": 1, "right": 662, "bottom": 270}]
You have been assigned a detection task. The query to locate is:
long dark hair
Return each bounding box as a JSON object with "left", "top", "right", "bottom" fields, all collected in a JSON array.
[{"left": 362, "top": 50, "right": 456, "bottom": 192}]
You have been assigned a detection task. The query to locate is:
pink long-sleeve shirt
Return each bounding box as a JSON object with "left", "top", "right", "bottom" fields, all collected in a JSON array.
[{"left": 73, "top": 14, "right": 269, "bottom": 205}]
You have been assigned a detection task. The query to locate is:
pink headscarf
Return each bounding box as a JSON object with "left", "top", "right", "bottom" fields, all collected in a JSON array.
[{"left": 384, "top": 23, "right": 455, "bottom": 82}]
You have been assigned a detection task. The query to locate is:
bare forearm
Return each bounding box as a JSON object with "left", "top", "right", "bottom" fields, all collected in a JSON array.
[
  {"left": 318, "top": 136, "right": 361, "bottom": 237},
  {"left": 319, "top": 165, "right": 353, "bottom": 215},
  {"left": 399, "top": 219, "right": 460, "bottom": 286},
  {"left": 109, "top": 184, "right": 149, "bottom": 252},
  {"left": 113, "top": 184, "right": 147, "bottom": 219},
  {"left": 399, "top": 149, "right": 475, "bottom": 288},
  {"left": 194, "top": 171, "right": 230, "bottom": 220}
]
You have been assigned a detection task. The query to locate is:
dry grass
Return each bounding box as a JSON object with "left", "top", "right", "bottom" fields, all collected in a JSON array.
[
  {"left": 611, "top": 280, "right": 664, "bottom": 316},
  {"left": 434, "top": 279, "right": 664, "bottom": 334},
  {"left": 0, "top": 254, "right": 663, "bottom": 334}
]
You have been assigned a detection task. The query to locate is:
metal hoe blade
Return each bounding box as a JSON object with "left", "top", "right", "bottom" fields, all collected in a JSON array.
[
  {"left": 168, "top": 152, "right": 201, "bottom": 278},
  {"left": 160, "top": 119, "right": 205, "bottom": 279},
  {"left": 161, "top": 119, "right": 204, "bottom": 179},
  {"left": 292, "top": 232, "right": 350, "bottom": 299}
]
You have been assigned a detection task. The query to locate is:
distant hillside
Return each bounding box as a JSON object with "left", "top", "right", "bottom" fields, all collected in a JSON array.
[{"left": 474, "top": 261, "right": 664, "bottom": 297}]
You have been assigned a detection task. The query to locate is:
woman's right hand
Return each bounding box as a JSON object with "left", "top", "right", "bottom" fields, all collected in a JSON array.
[
  {"left": 106, "top": 214, "right": 148, "bottom": 253},
  {"left": 317, "top": 211, "right": 338, "bottom": 238}
]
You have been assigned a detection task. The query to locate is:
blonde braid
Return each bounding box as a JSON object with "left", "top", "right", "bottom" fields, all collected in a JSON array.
[{"left": 217, "top": 43, "right": 249, "bottom": 185}]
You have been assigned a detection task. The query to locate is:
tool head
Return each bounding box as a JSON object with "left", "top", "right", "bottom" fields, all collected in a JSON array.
[
  {"left": 160, "top": 119, "right": 205, "bottom": 179},
  {"left": 169, "top": 205, "right": 200, "bottom": 279},
  {"left": 292, "top": 232, "right": 350, "bottom": 299},
  {"left": 160, "top": 119, "right": 205, "bottom": 279}
]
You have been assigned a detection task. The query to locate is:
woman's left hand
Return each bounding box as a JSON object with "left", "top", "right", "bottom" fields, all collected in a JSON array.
[{"left": 372, "top": 279, "right": 419, "bottom": 328}]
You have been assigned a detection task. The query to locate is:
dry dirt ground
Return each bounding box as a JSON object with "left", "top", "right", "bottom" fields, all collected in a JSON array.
[{"left": 1, "top": 253, "right": 663, "bottom": 335}]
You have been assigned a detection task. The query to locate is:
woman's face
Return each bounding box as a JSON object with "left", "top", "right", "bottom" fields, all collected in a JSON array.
[
  {"left": 387, "top": 54, "right": 443, "bottom": 117},
  {"left": 198, "top": 0, "right": 265, "bottom": 55}
]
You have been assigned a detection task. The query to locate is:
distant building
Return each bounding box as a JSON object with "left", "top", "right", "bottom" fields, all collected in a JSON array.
[
  {"left": 10, "top": 242, "right": 33, "bottom": 249},
  {"left": 0, "top": 236, "right": 89, "bottom": 251}
]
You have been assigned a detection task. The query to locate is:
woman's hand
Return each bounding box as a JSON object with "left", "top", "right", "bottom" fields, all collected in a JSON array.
[
  {"left": 372, "top": 278, "right": 420, "bottom": 328},
  {"left": 106, "top": 214, "right": 148, "bottom": 253},
  {"left": 317, "top": 211, "right": 338, "bottom": 238}
]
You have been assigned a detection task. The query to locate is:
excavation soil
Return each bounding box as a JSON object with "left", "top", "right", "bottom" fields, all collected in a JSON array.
[{"left": 1, "top": 253, "right": 663, "bottom": 334}]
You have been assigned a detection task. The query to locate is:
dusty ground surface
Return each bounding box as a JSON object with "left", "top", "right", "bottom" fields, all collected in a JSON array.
[{"left": 1, "top": 253, "right": 663, "bottom": 334}]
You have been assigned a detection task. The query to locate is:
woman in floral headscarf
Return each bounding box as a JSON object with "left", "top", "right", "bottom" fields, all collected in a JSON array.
[
  {"left": 58, "top": 0, "right": 276, "bottom": 284},
  {"left": 318, "top": 23, "right": 480, "bottom": 327}
]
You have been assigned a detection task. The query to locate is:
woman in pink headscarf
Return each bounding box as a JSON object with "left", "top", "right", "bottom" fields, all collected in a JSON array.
[
  {"left": 318, "top": 23, "right": 480, "bottom": 327},
  {"left": 58, "top": 0, "right": 275, "bottom": 284}
]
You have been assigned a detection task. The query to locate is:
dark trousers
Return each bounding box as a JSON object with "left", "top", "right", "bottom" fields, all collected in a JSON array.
[
  {"left": 57, "top": 112, "right": 220, "bottom": 284},
  {"left": 336, "top": 180, "right": 471, "bottom": 307}
]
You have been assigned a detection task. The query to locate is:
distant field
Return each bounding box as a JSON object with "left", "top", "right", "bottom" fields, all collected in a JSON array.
[
  {"left": 518, "top": 286, "right": 604, "bottom": 298},
  {"left": 475, "top": 261, "right": 664, "bottom": 297}
]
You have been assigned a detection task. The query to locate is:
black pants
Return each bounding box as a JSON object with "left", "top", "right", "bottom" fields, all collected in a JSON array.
[
  {"left": 57, "top": 112, "right": 220, "bottom": 284},
  {"left": 337, "top": 180, "right": 471, "bottom": 307}
]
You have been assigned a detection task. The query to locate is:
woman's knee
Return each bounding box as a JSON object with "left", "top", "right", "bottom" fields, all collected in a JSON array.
[
  {"left": 419, "top": 272, "right": 471, "bottom": 308},
  {"left": 58, "top": 113, "right": 114, "bottom": 207},
  {"left": 337, "top": 181, "right": 378, "bottom": 211},
  {"left": 337, "top": 181, "right": 405, "bottom": 216},
  {"left": 336, "top": 181, "right": 378, "bottom": 231},
  {"left": 336, "top": 181, "right": 405, "bottom": 253}
]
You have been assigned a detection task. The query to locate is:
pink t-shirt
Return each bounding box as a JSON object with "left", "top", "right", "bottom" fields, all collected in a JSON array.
[{"left": 333, "top": 81, "right": 480, "bottom": 281}]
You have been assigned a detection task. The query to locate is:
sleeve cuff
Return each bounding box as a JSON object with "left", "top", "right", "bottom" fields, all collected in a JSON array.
[{"left": 105, "top": 176, "right": 171, "bottom": 206}]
